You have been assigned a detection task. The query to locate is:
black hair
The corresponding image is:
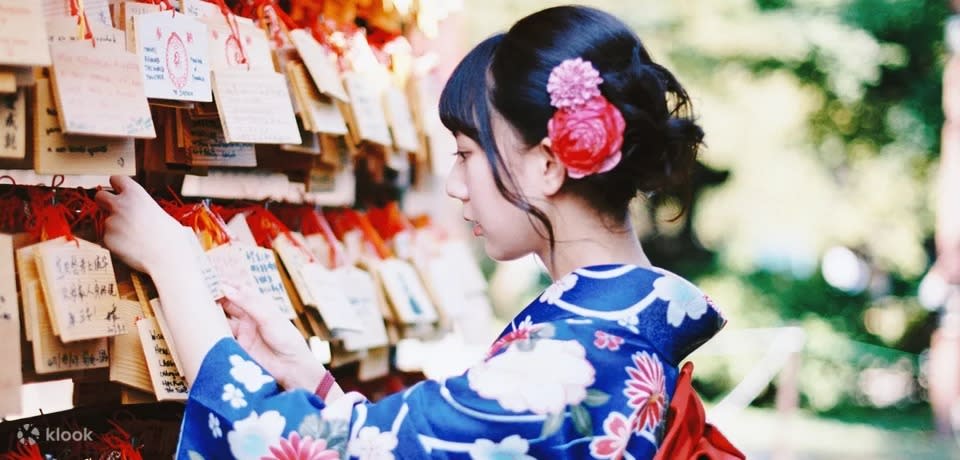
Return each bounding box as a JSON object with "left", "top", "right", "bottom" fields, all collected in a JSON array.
[
  {"left": 439, "top": 34, "right": 501, "bottom": 143},
  {"left": 491, "top": 6, "right": 704, "bottom": 219},
  {"left": 439, "top": 33, "right": 557, "bottom": 249},
  {"left": 440, "top": 6, "right": 703, "bottom": 257}
]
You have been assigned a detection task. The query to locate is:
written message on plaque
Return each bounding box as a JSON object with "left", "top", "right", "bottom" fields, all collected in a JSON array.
[
  {"left": 48, "top": 42, "right": 155, "bottom": 138},
  {"left": 35, "top": 244, "right": 125, "bottom": 342},
  {"left": 135, "top": 11, "right": 212, "bottom": 102},
  {"left": 34, "top": 78, "right": 135, "bottom": 175},
  {"left": 137, "top": 316, "right": 188, "bottom": 400},
  {"left": 0, "top": 1, "right": 51, "bottom": 67},
  {"left": 211, "top": 70, "right": 300, "bottom": 144}
]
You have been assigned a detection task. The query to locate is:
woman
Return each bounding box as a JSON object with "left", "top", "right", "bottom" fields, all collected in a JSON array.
[{"left": 98, "top": 6, "right": 740, "bottom": 459}]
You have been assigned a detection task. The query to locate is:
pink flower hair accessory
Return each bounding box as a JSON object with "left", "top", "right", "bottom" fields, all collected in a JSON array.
[
  {"left": 546, "top": 58, "right": 626, "bottom": 179},
  {"left": 547, "top": 58, "right": 604, "bottom": 109}
]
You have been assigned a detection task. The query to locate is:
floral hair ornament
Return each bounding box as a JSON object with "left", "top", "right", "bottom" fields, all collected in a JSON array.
[{"left": 546, "top": 58, "right": 626, "bottom": 179}]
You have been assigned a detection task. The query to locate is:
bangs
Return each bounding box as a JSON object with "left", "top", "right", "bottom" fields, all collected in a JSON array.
[{"left": 439, "top": 34, "right": 503, "bottom": 142}]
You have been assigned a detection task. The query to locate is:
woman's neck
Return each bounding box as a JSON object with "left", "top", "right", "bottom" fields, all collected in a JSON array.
[{"left": 536, "top": 212, "right": 652, "bottom": 281}]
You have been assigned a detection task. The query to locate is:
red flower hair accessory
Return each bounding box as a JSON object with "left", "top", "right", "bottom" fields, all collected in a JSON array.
[{"left": 546, "top": 58, "right": 626, "bottom": 179}]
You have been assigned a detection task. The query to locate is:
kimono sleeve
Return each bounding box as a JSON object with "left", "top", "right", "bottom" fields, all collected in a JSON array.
[
  {"left": 175, "top": 320, "right": 677, "bottom": 459},
  {"left": 174, "top": 337, "right": 354, "bottom": 460},
  {"left": 347, "top": 319, "right": 677, "bottom": 459}
]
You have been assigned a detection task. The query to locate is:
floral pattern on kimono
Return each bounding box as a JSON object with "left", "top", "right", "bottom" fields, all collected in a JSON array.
[{"left": 176, "top": 264, "right": 726, "bottom": 459}]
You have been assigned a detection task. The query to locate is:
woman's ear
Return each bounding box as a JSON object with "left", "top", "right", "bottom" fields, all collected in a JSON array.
[{"left": 535, "top": 137, "right": 566, "bottom": 197}]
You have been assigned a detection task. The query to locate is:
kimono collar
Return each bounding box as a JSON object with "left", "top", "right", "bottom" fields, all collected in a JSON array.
[{"left": 534, "top": 264, "right": 726, "bottom": 366}]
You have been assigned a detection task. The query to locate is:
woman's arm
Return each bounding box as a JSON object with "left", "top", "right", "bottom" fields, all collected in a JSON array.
[
  {"left": 147, "top": 230, "right": 232, "bottom": 384},
  {"left": 97, "top": 176, "right": 345, "bottom": 396},
  {"left": 97, "top": 176, "right": 231, "bottom": 384}
]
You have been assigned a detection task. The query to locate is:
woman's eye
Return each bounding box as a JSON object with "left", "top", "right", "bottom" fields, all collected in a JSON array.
[{"left": 453, "top": 150, "right": 469, "bottom": 160}]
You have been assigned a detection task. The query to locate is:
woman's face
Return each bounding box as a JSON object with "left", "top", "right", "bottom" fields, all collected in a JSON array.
[{"left": 445, "top": 113, "right": 548, "bottom": 261}]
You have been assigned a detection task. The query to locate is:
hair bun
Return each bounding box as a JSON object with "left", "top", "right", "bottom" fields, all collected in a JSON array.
[
  {"left": 659, "top": 116, "right": 704, "bottom": 190},
  {"left": 610, "top": 65, "right": 704, "bottom": 199}
]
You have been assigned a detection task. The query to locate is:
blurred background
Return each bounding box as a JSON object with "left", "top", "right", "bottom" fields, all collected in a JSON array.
[
  {"left": 427, "top": 0, "right": 960, "bottom": 458},
  {"left": 7, "top": 0, "right": 958, "bottom": 458}
]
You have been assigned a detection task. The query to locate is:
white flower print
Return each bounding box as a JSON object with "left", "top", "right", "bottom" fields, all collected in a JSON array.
[
  {"left": 468, "top": 339, "right": 595, "bottom": 415},
  {"left": 617, "top": 314, "right": 639, "bottom": 334},
  {"left": 653, "top": 274, "right": 708, "bottom": 327},
  {"left": 516, "top": 315, "right": 534, "bottom": 331},
  {"left": 226, "top": 410, "right": 286, "bottom": 460},
  {"left": 209, "top": 412, "right": 223, "bottom": 439},
  {"left": 469, "top": 435, "right": 536, "bottom": 460},
  {"left": 297, "top": 414, "right": 323, "bottom": 439},
  {"left": 348, "top": 426, "right": 398, "bottom": 460},
  {"left": 222, "top": 383, "right": 247, "bottom": 409},
  {"left": 229, "top": 354, "right": 275, "bottom": 393},
  {"left": 538, "top": 273, "right": 578, "bottom": 305}
]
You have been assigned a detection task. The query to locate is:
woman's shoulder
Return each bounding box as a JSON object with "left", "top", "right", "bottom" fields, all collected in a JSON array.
[{"left": 509, "top": 264, "right": 727, "bottom": 366}]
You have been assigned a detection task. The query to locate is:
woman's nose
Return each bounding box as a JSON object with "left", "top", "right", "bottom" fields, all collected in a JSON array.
[{"left": 445, "top": 163, "right": 468, "bottom": 201}]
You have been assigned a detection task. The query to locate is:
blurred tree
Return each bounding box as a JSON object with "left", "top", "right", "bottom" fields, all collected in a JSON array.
[
  {"left": 462, "top": 0, "right": 945, "bottom": 414},
  {"left": 679, "top": 0, "right": 945, "bottom": 413}
]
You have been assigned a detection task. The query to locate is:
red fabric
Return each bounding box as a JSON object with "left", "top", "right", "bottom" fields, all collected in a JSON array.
[
  {"left": 244, "top": 206, "right": 290, "bottom": 249},
  {"left": 351, "top": 211, "right": 393, "bottom": 260},
  {"left": 366, "top": 201, "right": 412, "bottom": 241},
  {"left": 0, "top": 195, "right": 25, "bottom": 233},
  {"left": 324, "top": 209, "right": 393, "bottom": 260},
  {"left": 161, "top": 201, "right": 232, "bottom": 249},
  {"left": 7, "top": 441, "right": 43, "bottom": 460},
  {"left": 26, "top": 188, "right": 74, "bottom": 242},
  {"left": 61, "top": 188, "right": 106, "bottom": 241},
  {"left": 654, "top": 362, "right": 745, "bottom": 460},
  {"left": 243, "top": 206, "right": 311, "bottom": 259},
  {"left": 95, "top": 421, "right": 143, "bottom": 460}
]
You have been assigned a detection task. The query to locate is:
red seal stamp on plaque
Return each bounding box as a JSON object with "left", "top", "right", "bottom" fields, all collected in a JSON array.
[
  {"left": 166, "top": 32, "right": 189, "bottom": 90},
  {"left": 225, "top": 34, "right": 243, "bottom": 67}
]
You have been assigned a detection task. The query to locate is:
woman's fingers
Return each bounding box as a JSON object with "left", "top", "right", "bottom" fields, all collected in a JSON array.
[
  {"left": 220, "top": 297, "right": 247, "bottom": 320},
  {"left": 94, "top": 189, "right": 120, "bottom": 212},
  {"left": 221, "top": 282, "right": 274, "bottom": 326},
  {"left": 107, "top": 175, "right": 125, "bottom": 192},
  {"left": 109, "top": 175, "right": 139, "bottom": 195},
  {"left": 109, "top": 175, "right": 154, "bottom": 204}
]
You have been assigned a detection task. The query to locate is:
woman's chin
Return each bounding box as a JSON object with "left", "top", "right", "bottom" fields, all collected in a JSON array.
[{"left": 482, "top": 239, "right": 530, "bottom": 263}]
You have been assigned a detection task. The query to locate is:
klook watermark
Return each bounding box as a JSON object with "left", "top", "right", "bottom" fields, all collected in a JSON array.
[{"left": 17, "top": 422, "right": 95, "bottom": 445}]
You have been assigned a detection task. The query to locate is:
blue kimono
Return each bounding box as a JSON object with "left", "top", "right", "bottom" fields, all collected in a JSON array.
[{"left": 176, "top": 264, "right": 726, "bottom": 459}]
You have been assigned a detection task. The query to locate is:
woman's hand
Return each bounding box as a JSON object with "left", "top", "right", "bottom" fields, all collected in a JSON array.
[
  {"left": 97, "top": 176, "right": 333, "bottom": 394},
  {"left": 98, "top": 175, "right": 232, "bottom": 382},
  {"left": 95, "top": 176, "right": 187, "bottom": 274},
  {"left": 221, "top": 281, "right": 328, "bottom": 392}
]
